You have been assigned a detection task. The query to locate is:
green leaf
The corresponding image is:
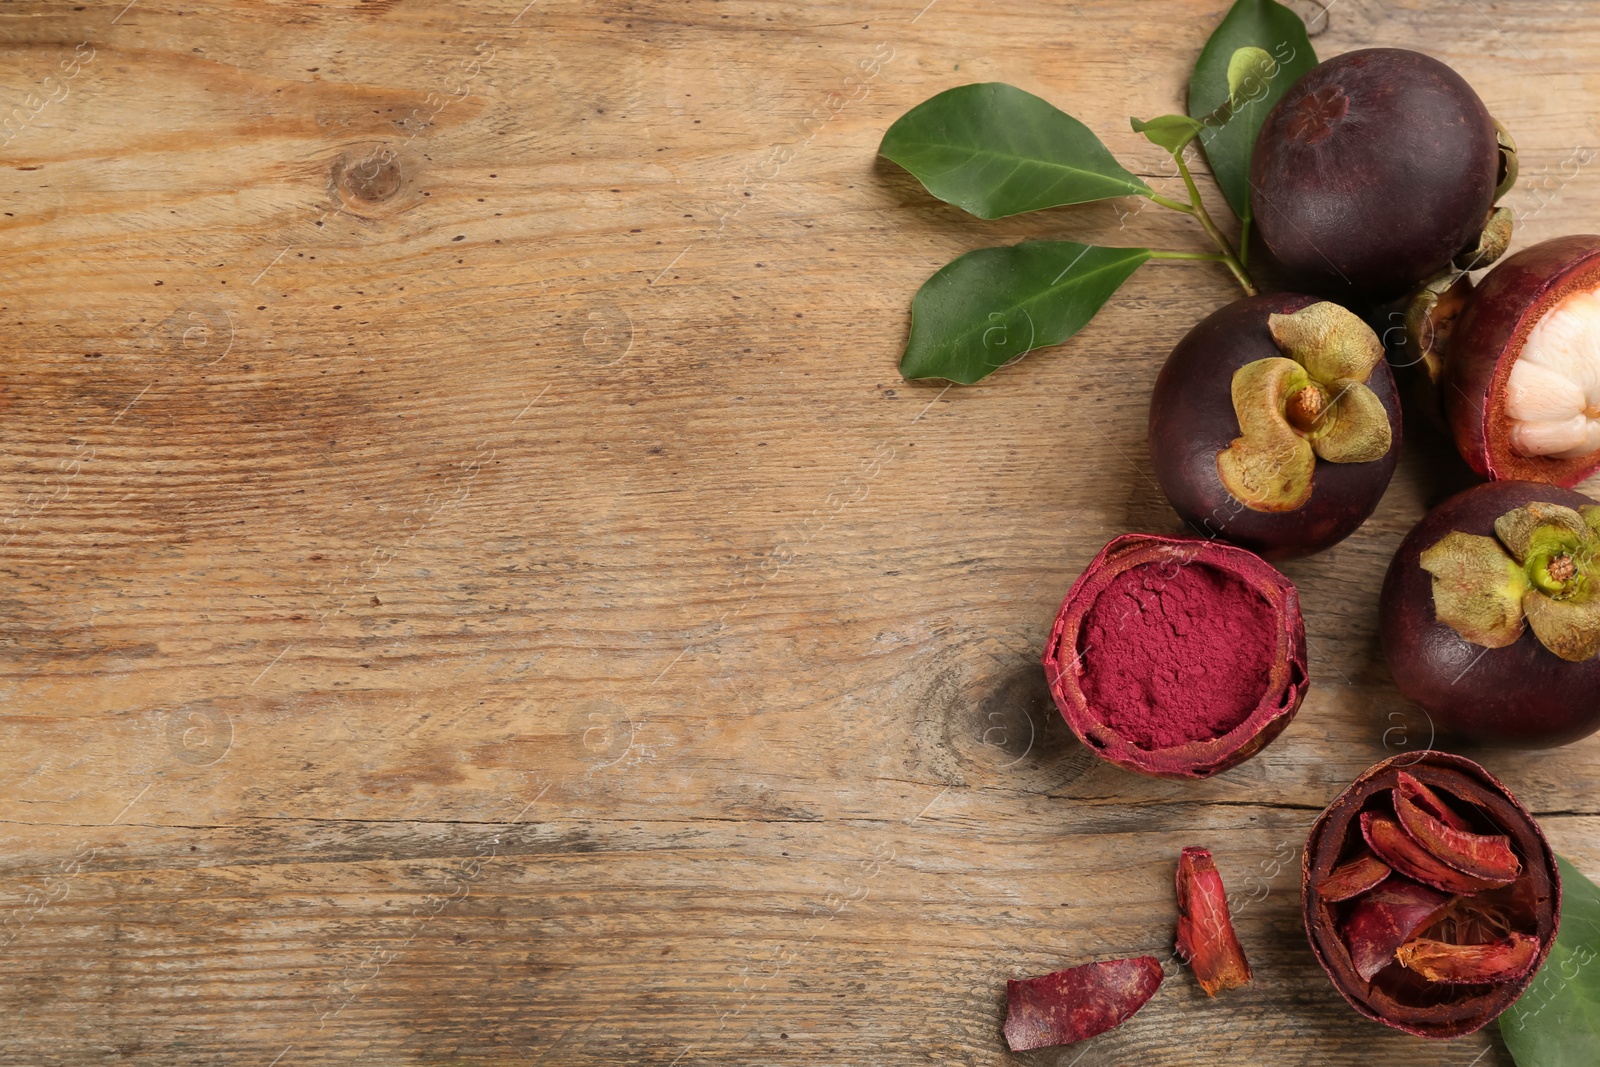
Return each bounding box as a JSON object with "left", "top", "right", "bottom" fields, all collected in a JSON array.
[
  {"left": 1501, "top": 855, "right": 1600, "bottom": 1066},
  {"left": 1131, "top": 114, "right": 1204, "bottom": 154},
  {"left": 880, "top": 83, "right": 1151, "bottom": 220},
  {"left": 1187, "top": 0, "right": 1317, "bottom": 222},
  {"left": 900, "top": 241, "right": 1151, "bottom": 384}
]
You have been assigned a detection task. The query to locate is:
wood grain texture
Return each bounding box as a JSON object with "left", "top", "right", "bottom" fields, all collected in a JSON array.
[{"left": 3, "top": 0, "right": 1599, "bottom": 1063}]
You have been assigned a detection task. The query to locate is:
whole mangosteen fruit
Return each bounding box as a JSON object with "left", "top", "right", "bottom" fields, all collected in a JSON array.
[
  {"left": 1042, "top": 532, "right": 1308, "bottom": 779},
  {"left": 1442, "top": 234, "right": 1600, "bottom": 486},
  {"left": 1381, "top": 479, "right": 1600, "bottom": 747},
  {"left": 1251, "top": 48, "right": 1510, "bottom": 301},
  {"left": 1150, "top": 294, "right": 1401, "bottom": 560},
  {"left": 1302, "top": 752, "right": 1559, "bottom": 1039}
]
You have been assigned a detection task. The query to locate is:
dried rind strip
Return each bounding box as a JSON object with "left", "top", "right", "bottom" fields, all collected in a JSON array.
[
  {"left": 1340, "top": 879, "right": 1454, "bottom": 982},
  {"left": 1316, "top": 852, "right": 1391, "bottom": 902},
  {"left": 1175, "top": 846, "right": 1252, "bottom": 995},
  {"left": 1361, "top": 812, "right": 1508, "bottom": 894},
  {"left": 1395, "top": 932, "right": 1541, "bottom": 984},
  {"left": 1394, "top": 773, "right": 1522, "bottom": 882},
  {"left": 1002, "top": 957, "right": 1163, "bottom": 1052}
]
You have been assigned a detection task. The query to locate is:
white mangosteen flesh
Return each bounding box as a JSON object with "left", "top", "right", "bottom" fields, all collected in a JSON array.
[{"left": 1505, "top": 285, "right": 1600, "bottom": 459}]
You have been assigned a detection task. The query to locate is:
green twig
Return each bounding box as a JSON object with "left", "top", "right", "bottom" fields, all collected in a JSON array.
[
  {"left": 1173, "top": 149, "right": 1257, "bottom": 296},
  {"left": 1149, "top": 251, "right": 1229, "bottom": 262},
  {"left": 1147, "top": 192, "right": 1194, "bottom": 213}
]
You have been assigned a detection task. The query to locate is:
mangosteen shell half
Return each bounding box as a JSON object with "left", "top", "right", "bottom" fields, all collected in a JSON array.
[
  {"left": 1042, "top": 532, "right": 1308, "bottom": 780},
  {"left": 1302, "top": 751, "right": 1560, "bottom": 1039},
  {"left": 1250, "top": 47, "right": 1499, "bottom": 301},
  {"left": 1444, "top": 233, "right": 1600, "bottom": 487},
  {"left": 1380, "top": 479, "right": 1600, "bottom": 747},
  {"left": 1150, "top": 293, "right": 1402, "bottom": 561}
]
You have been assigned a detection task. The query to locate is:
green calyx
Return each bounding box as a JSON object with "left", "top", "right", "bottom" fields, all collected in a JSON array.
[
  {"left": 1217, "top": 302, "right": 1393, "bottom": 512},
  {"left": 1421, "top": 503, "right": 1600, "bottom": 662}
]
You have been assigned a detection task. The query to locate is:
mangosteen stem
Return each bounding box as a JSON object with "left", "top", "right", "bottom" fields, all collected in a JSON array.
[{"left": 1172, "top": 148, "right": 1258, "bottom": 297}]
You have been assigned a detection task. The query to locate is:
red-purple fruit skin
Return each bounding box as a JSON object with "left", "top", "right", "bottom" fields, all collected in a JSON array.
[
  {"left": 1445, "top": 234, "right": 1600, "bottom": 487},
  {"left": 1380, "top": 480, "right": 1600, "bottom": 747},
  {"left": 1251, "top": 48, "right": 1499, "bottom": 301},
  {"left": 1149, "top": 294, "right": 1402, "bottom": 560}
]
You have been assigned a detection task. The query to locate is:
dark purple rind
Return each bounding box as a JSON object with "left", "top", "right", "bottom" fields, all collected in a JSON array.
[
  {"left": 1380, "top": 480, "right": 1600, "bottom": 747},
  {"left": 1149, "top": 294, "right": 1402, "bottom": 560},
  {"left": 1042, "top": 533, "right": 1309, "bottom": 779},
  {"left": 1444, "top": 234, "right": 1600, "bottom": 487},
  {"left": 1302, "top": 752, "right": 1561, "bottom": 1039},
  {"left": 1251, "top": 48, "right": 1499, "bottom": 301}
]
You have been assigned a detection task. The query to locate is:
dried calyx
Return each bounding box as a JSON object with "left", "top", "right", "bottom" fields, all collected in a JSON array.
[
  {"left": 1421, "top": 500, "right": 1600, "bottom": 662},
  {"left": 1217, "top": 302, "right": 1393, "bottom": 512},
  {"left": 1406, "top": 272, "right": 1475, "bottom": 390},
  {"left": 1302, "top": 753, "right": 1559, "bottom": 1039}
]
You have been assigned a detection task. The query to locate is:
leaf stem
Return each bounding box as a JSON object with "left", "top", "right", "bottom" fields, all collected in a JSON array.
[
  {"left": 1147, "top": 192, "right": 1194, "bottom": 213},
  {"left": 1149, "top": 251, "right": 1229, "bottom": 262},
  {"left": 1173, "top": 149, "right": 1257, "bottom": 296},
  {"left": 1239, "top": 216, "right": 1252, "bottom": 269}
]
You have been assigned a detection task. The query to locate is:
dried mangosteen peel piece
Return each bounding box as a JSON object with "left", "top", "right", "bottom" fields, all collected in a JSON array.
[
  {"left": 1393, "top": 771, "right": 1472, "bottom": 831},
  {"left": 1175, "top": 847, "right": 1252, "bottom": 996},
  {"left": 1002, "top": 957, "right": 1163, "bottom": 1052},
  {"left": 1302, "top": 752, "right": 1561, "bottom": 1039},
  {"left": 1455, "top": 206, "right": 1514, "bottom": 272},
  {"left": 1421, "top": 501, "right": 1600, "bottom": 662},
  {"left": 1317, "top": 853, "right": 1392, "bottom": 903},
  {"left": 1340, "top": 879, "right": 1455, "bottom": 982},
  {"left": 1217, "top": 303, "right": 1393, "bottom": 511},
  {"left": 1394, "top": 773, "right": 1521, "bottom": 882},
  {"left": 1395, "top": 932, "right": 1540, "bottom": 985},
  {"left": 1361, "top": 812, "right": 1508, "bottom": 895}
]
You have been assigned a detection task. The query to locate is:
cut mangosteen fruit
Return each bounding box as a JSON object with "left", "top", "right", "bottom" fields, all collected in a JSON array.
[
  {"left": 1443, "top": 234, "right": 1600, "bottom": 486},
  {"left": 1302, "top": 752, "right": 1559, "bottom": 1039},
  {"left": 1150, "top": 294, "right": 1401, "bottom": 560},
  {"left": 1250, "top": 48, "right": 1505, "bottom": 301},
  {"left": 1042, "top": 533, "right": 1308, "bottom": 779},
  {"left": 1380, "top": 479, "right": 1600, "bottom": 747}
]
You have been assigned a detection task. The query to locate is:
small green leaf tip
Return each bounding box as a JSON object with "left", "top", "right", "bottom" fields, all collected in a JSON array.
[{"left": 1130, "top": 114, "right": 1204, "bottom": 154}]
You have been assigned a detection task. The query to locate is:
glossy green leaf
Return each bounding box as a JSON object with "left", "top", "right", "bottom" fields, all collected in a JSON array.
[
  {"left": 1187, "top": 0, "right": 1317, "bottom": 221},
  {"left": 1501, "top": 855, "right": 1600, "bottom": 1066},
  {"left": 900, "top": 241, "right": 1151, "bottom": 384},
  {"left": 880, "top": 83, "right": 1151, "bottom": 220},
  {"left": 1131, "top": 114, "right": 1204, "bottom": 154}
]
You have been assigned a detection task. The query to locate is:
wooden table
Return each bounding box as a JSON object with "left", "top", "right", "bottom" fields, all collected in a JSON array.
[{"left": 3, "top": 0, "right": 1597, "bottom": 1062}]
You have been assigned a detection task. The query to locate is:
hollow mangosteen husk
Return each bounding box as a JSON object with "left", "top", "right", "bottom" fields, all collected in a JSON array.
[
  {"left": 1444, "top": 233, "right": 1600, "bottom": 487},
  {"left": 1380, "top": 479, "right": 1600, "bottom": 747},
  {"left": 1302, "top": 751, "right": 1559, "bottom": 1039},
  {"left": 1042, "top": 533, "right": 1309, "bottom": 779},
  {"left": 1149, "top": 293, "right": 1403, "bottom": 561}
]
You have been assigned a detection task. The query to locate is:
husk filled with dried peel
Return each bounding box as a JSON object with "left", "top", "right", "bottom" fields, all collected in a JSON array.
[{"left": 1302, "top": 752, "right": 1559, "bottom": 1038}]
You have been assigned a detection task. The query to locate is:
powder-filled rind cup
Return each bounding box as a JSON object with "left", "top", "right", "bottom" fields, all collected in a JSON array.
[{"left": 1042, "top": 533, "right": 1309, "bottom": 780}]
